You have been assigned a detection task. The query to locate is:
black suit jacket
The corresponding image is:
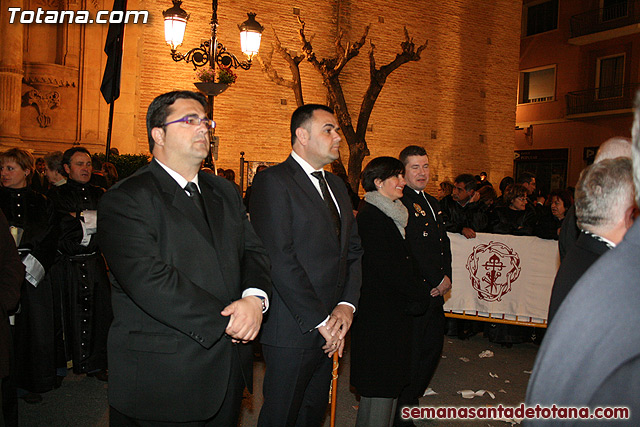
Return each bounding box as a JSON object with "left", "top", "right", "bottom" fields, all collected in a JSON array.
[
  {"left": 98, "top": 159, "right": 271, "bottom": 422},
  {"left": 525, "top": 221, "right": 640, "bottom": 425},
  {"left": 547, "top": 231, "right": 609, "bottom": 324},
  {"left": 249, "top": 155, "right": 363, "bottom": 349},
  {"left": 400, "top": 188, "right": 452, "bottom": 299}
]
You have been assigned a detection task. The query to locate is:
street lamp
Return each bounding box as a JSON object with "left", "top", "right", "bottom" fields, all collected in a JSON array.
[
  {"left": 162, "top": 0, "right": 264, "bottom": 70},
  {"left": 162, "top": 0, "right": 263, "bottom": 167}
]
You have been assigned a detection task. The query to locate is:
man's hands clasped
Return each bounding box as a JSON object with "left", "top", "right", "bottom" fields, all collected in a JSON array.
[{"left": 320, "top": 305, "right": 354, "bottom": 358}]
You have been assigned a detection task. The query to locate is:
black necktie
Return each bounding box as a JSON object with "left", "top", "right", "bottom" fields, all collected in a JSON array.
[
  {"left": 311, "top": 171, "right": 341, "bottom": 237},
  {"left": 184, "top": 182, "right": 206, "bottom": 219}
]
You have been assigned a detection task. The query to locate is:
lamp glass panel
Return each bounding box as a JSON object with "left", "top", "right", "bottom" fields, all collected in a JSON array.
[
  {"left": 164, "top": 17, "right": 187, "bottom": 48},
  {"left": 240, "top": 31, "right": 262, "bottom": 57}
]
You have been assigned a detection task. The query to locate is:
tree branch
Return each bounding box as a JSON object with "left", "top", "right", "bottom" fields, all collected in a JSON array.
[
  {"left": 258, "top": 26, "right": 306, "bottom": 106},
  {"left": 258, "top": 44, "right": 295, "bottom": 90},
  {"left": 356, "top": 28, "right": 428, "bottom": 139}
]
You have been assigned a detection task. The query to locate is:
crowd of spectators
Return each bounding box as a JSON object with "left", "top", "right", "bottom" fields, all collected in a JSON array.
[{"left": 435, "top": 170, "right": 575, "bottom": 242}]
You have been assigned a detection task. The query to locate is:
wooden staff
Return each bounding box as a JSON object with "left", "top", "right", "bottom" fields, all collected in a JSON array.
[{"left": 329, "top": 352, "right": 339, "bottom": 427}]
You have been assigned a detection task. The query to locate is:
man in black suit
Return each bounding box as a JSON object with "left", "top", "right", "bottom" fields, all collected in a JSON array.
[
  {"left": 548, "top": 157, "right": 635, "bottom": 324},
  {"left": 98, "top": 91, "right": 271, "bottom": 426},
  {"left": 394, "top": 146, "right": 452, "bottom": 426},
  {"left": 525, "top": 93, "right": 640, "bottom": 425},
  {"left": 250, "top": 104, "right": 363, "bottom": 427}
]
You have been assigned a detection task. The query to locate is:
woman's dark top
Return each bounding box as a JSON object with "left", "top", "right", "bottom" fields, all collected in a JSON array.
[{"left": 489, "top": 206, "right": 536, "bottom": 236}]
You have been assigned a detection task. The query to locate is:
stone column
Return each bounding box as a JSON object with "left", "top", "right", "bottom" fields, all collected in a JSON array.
[{"left": 0, "top": 1, "right": 24, "bottom": 146}]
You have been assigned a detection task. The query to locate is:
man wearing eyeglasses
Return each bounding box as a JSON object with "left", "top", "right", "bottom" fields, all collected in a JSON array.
[{"left": 98, "top": 90, "right": 272, "bottom": 426}]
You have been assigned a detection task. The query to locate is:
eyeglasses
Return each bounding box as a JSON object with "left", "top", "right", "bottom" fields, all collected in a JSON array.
[{"left": 163, "top": 116, "right": 216, "bottom": 130}]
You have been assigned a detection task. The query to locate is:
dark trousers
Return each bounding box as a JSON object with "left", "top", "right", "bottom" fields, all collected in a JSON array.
[
  {"left": 395, "top": 303, "right": 445, "bottom": 426},
  {"left": 258, "top": 345, "right": 332, "bottom": 427}
]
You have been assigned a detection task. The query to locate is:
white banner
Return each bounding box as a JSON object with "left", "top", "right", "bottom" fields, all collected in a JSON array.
[{"left": 443, "top": 232, "right": 560, "bottom": 324}]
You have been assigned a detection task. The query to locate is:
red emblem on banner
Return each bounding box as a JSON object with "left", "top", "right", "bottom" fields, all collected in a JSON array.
[{"left": 466, "top": 241, "right": 521, "bottom": 302}]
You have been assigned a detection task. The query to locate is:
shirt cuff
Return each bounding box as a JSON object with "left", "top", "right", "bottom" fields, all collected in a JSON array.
[
  {"left": 23, "top": 253, "right": 45, "bottom": 287},
  {"left": 79, "top": 221, "right": 92, "bottom": 247},
  {"left": 315, "top": 315, "right": 330, "bottom": 329},
  {"left": 315, "top": 301, "right": 356, "bottom": 329},
  {"left": 338, "top": 301, "right": 356, "bottom": 313},
  {"left": 242, "top": 288, "right": 269, "bottom": 313}
]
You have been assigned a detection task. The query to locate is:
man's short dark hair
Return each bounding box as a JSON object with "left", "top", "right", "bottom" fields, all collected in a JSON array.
[
  {"left": 517, "top": 171, "right": 535, "bottom": 185},
  {"left": 290, "top": 104, "right": 334, "bottom": 146},
  {"left": 454, "top": 173, "right": 477, "bottom": 192},
  {"left": 44, "top": 151, "right": 65, "bottom": 174},
  {"left": 499, "top": 176, "right": 514, "bottom": 194},
  {"left": 399, "top": 145, "right": 428, "bottom": 165},
  {"left": 146, "top": 91, "right": 209, "bottom": 153},
  {"left": 62, "top": 147, "right": 91, "bottom": 168},
  {"left": 361, "top": 156, "right": 405, "bottom": 192}
]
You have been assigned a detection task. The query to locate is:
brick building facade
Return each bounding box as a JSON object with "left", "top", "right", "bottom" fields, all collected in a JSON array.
[
  {"left": 1, "top": 0, "right": 521, "bottom": 193},
  {"left": 516, "top": 0, "right": 639, "bottom": 191}
]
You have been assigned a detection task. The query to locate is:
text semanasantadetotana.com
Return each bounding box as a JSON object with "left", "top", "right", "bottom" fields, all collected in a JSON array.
[
  {"left": 7, "top": 7, "right": 148, "bottom": 24},
  {"left": 401, "top": 404, "right": 630, "bottom": 420}
]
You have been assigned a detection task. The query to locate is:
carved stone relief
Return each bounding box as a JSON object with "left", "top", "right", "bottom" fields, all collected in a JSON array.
[
  {"left": 22, "top": 62, "right": 77, "bottom": 128},
  {"left": 23, "top": 90, "right": 61, "bottom": 128}
]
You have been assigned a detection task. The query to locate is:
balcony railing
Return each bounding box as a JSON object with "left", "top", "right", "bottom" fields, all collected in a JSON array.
[
  {"left": 565, "top": 83, "right": 639, "bottom": 116},
  {"left": 570, "top": 0, "right": 640, "bottom": 38}
]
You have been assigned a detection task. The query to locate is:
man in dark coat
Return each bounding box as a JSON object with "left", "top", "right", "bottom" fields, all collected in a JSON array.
[
  {"left": 250, "top": 104, "right": 363, "bottom": 427},
  {"left": 98, "top": 91, "right": 272, "bottom": 425},
  {"left": 525, "top": 94, "right": 640, "bottom": 426},
  {"left": 394, "top": 146, "right": 452, "bottom": 426},
  {"left": 0, "top": 210, "right": 25, "bottom": 427},
  {"left": 29, "top": 158, "right": 49, "bottom": 194},
  {"left": 440, "top": 173, "right": 488, "bottom": 239},
  {"left": 548, "top": 157, "right": 635, "bottom": 323},
  {"left": 48, "top": 147, "right": 112, "bottom": 379},
  {"left": 558, "top": 137, "right": 631, "bottom": 261}
]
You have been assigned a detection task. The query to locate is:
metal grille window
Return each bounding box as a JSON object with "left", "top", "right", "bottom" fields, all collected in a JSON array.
[{"left": 601, "top": 0, "right": 629, "bottom": 22}]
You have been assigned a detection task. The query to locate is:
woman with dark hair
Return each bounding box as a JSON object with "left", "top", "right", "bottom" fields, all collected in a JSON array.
[
  {"left": 535, "top": 189, "right": 573, "bottom": 240},
  {"left": 101, "top": 162, "right": 119, "bottom": 188},
  {"left": 489, "top": 184, "right": 536, "bottom": 236},
  {"left": 0, "top": 148, "right": 58, "bottom": 403},
  {"left": 350, "top": 156, "right": 430, "bottom": 427},
  {"left": 495, "top": 176, "right": 515, "bottom": 207}
]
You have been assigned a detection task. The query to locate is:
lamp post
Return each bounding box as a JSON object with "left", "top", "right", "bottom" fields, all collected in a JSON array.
[{"left": 163, "top": 0, "right": 263, "bottom": 166}]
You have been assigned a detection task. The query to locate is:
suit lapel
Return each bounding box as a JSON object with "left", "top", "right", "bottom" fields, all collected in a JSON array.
[
  {"left": 284, "top": 156, "right": 338, "bottom": 220},
  {"left": 198, "top": 173, "right": 224, "bottom": 247},
  {"left": 199, "top": 173, "right": 236, "bottom": 302},
  {"left": 150, "top": 160, "right": 214, "bottom": 245},
  {"left": 325, "top": 172, "right": 351, "bottom": 250}
]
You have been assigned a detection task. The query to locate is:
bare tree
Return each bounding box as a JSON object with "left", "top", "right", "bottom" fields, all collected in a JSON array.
[{"left": 260, "top": 17, "right": 427, "bottom": 191}]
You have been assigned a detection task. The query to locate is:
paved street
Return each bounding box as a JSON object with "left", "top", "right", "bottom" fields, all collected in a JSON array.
[{"left": 18, "top": 332, "right": 539, "bottom": 426}]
